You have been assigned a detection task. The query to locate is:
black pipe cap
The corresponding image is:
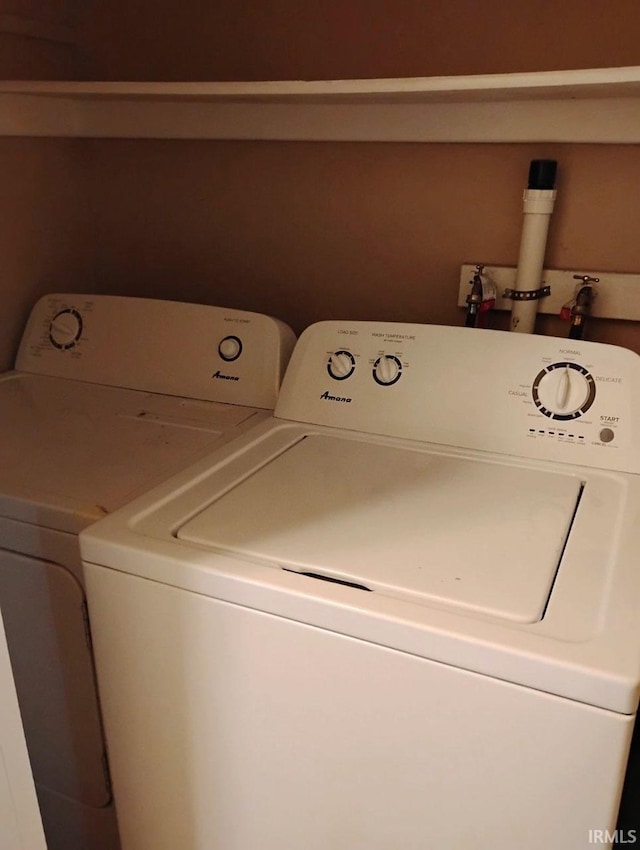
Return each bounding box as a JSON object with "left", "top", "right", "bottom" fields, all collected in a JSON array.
[{"left": 528, "top": 159, "right": 557, "bottom": 190}]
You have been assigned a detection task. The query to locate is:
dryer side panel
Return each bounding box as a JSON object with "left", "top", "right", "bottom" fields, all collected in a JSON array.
[
  {"left": 0, "top": 609, "right": 47, "bottom": 850},
  {"left": 0, "top": 549, "right": 110, "bottom": 807}
]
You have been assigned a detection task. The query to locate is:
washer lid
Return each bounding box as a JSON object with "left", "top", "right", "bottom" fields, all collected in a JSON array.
[{"left": 177, "top": 435, "right": 583, "bottom": 624}]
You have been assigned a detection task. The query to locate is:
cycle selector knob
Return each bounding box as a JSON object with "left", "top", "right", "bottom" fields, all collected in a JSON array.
[
  {"left": 373, "top": 355, "right": 402, "bottom": 386},
  {"left": 327, "top": 350, "right": 355, "bottom": 380},
  {"left": 218, "top": 335, "right": 243, "bottom": 362},
  {"left": 532, "top": 362, "right": 596, "bottom": 420},
  {"left": 49, "top": 308, "right": 83, "bottom": 350}
]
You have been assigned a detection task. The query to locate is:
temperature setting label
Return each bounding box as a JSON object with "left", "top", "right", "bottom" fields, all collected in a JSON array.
[
  {"left": 327, "top": 350, "right": 356, "bottom": 381},
  {"left": 531, "top": 361, "right": 596, "bottom": 421}
]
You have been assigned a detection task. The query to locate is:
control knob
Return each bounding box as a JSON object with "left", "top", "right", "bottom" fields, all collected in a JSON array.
[
  {"left": 218, "top": 335, "right": 243, "bottom": 362},
  {"left": 49, "top": 308, "right": 83, "bottom": 350},
  {"left": 372, "top": 355, "right": 402, "bottom": 386},
  {"left": 327, "top": 350, "right": 355, "bottom": 380},
  {"left": 532, "top": 362, "right": 596, "bottom": 420}
]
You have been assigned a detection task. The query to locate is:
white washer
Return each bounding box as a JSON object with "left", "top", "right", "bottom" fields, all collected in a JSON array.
[
  {"left": 80, "top": 321, "right": 640, "bottom": 850},
  {"left": 0, "top": 293, "right": 295, "bottom": 850}
]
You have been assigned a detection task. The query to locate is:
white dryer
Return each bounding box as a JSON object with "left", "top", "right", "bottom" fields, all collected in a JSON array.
[
  {"left": 0, "top": 607, "right": 47, "bottom": 850},
  {"left": 0, "top": 293, "right": 294, "bottom": 850},
  {"left": 80, "top": 321, "right": 640, "bottom": 850}
]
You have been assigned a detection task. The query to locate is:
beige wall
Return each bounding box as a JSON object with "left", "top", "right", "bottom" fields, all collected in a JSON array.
[
  {"left": 2, "top": 1, "right": 640, "bottom": 369},
  {"left": 0, "top": 0, "right": 79, "bottom": 78},
  {"left": 74, "top": 0, "right": 640, "bottom": 353},
  {"left": 0, "top": 31, "right": 76, "bottom": 78},
  {"left": 0, "top": 138, "right": 95, "bottom": 370},
  {"left": 0, "top": 2, "right": 88, "bottom": 370},
  {"left": 84, "top": 139, "right": 640, "bottom": 349},
  {"left": 77, "top": 0, "right": 640, "bottom": 81}
]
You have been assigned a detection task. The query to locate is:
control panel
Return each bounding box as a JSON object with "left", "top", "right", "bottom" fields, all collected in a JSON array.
[
  {"left": 16, "top": 294, "right": 295, "bottom": 409},
  {"left": 275, "top": 321, "right": 640, "bottom": 474}
]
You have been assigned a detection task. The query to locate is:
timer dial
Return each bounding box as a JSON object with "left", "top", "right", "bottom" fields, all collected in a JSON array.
[
  {"left": 532, "top": 362, "right": 596, "bottom": 420},
  {"left": 49, "top": 308, "right": 83, "bottom": 350},
  {"left": 372, "top": 355, "right": 402, "bottom": 386},
  {"left": 327, "top": 350, "right": 355, "bottom": 380},
  {"left": 218, "top": 335, "right": 243, "bottom": 362}
]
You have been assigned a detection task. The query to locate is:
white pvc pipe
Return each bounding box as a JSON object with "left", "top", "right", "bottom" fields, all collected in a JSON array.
[{"left": 510, "top": 187, "right": 557, "bottom": 334}]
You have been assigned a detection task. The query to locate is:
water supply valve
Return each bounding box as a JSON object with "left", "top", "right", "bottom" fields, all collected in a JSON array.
[
  {"left": 464, "top": 264, "right": 496, "bottom": 328},
  {"left": 560, "top": 274, "right": 599, "bottom": 340}
]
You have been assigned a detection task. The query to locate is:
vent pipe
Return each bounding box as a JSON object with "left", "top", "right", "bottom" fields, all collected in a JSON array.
[{"left": 509, "top": 159, "right": 557, "bottom": 333}]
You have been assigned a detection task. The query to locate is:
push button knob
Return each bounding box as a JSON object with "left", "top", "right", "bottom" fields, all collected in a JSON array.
[{"left": 218, "top": 336, "right": 243, "bottom": 362}]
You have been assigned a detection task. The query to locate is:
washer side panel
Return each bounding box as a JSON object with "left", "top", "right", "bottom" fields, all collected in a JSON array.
[{"left": 85, "top": 565, "right": 632, "bottom": 850}]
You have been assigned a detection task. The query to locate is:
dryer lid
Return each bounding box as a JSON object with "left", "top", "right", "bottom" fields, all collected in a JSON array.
[
  {"left": 0, "top": 373, "right": 259, "bottom": 532},
  {"left": 177, "top": 435, "right": 583, "bottom": 624}
]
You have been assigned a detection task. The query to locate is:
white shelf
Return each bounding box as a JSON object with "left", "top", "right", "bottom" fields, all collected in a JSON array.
[{"left": 2, "top": 66, "right": 640, "bottom": 142}]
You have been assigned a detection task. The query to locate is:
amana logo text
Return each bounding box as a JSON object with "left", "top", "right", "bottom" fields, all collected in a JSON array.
[
  {"left": 320, "top": 390, "right": 352, "bottom": 403},
  {"left": 211, "top": 370, "right": 239, "bottom": 381}
]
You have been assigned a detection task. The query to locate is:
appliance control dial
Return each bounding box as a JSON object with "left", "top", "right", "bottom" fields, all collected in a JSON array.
[
  {"left": 532, "top": 362, "right": 596, "bottom": 420},
  {"left": 372, "top": 355, "right": 402, "bottom": 386},
  {"left": 218, "top": 335, "right": 243, "bottom": 362},
  {"left": 49, "top": 308, "right": 83, "bottom": 350},
  {"left": 327, "top": 350, "right": 355, "bottom": 380}
]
